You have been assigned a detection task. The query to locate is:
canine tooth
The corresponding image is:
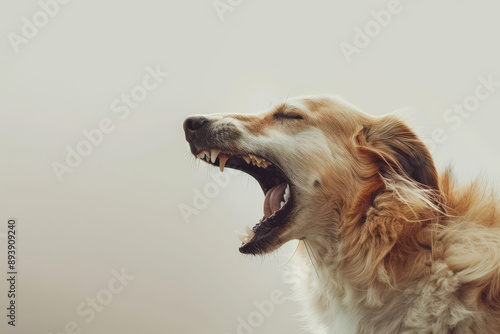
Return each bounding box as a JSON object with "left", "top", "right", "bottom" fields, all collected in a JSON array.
[
  {"left": 196, "top": 152, "right": 204, "bottom": 159},
  {"left": 245, "top": 225, "right": 255, "bottom": 238},
  {"left": 219, "top": 156, "right": 229, "bottom": 172},
  {"left": 242, "top": 156, "right": 251, "bottom": 164},
  {"left": 280, "top": 201, "right": 285, "bottom": 209},
  {"left": 211, "top": 149, "right": 221, "bottom": 163},
  {"left": 205, "top": 152, "right": 211, "bottom": 162},
  {"left": 235, "top": 231, "right": 248, "bottom": 243},
  {"left": 284, "top": 184, "right": 290, "bottom": 201}
]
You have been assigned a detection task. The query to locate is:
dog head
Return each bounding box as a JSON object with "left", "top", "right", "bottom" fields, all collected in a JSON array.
[{"left": 183, "top": 95, "right": 439, "bottom": 255}]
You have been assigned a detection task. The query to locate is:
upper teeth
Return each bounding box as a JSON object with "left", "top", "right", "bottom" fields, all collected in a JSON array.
[
  {"left": 211, "top": 149, "right": 221, "bottom": 163},
  {"left": 196, "top": 150, "right": 272, "bottom": 171},
  {"left": 242, "top": 156, "right": 251, "bottom": 164},
  {"left": 196, "top": 151, "right": 212, "bottom": 163},
  {"left": 218, "top": 156, "right": 229, "bottom": 172}
]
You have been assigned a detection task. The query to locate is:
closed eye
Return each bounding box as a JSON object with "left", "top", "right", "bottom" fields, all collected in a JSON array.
[{"left": 273, "top": 113, "right": 303, "bottom": 120}]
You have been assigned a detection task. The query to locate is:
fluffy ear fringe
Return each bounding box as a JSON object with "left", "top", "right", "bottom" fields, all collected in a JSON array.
[{"left": 355, "top": 116, "right": 439, "bottom": 191}]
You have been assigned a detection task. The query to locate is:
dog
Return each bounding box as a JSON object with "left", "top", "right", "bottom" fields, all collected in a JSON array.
[{"left": 183, "top": 95, "right": 500, "bottom": 333}]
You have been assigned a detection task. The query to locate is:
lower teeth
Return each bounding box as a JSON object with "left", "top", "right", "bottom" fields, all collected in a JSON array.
[
  {"left": 235, "top": 225, "right": 255, "bottom": 244},
  {"left": 284, "top": 184, "right": 290, "bottom": 201}
]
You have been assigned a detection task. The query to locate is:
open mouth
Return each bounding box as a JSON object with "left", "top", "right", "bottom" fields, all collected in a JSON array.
[{"left": 194, "top": 149, "right": 293, "bottom": 254}]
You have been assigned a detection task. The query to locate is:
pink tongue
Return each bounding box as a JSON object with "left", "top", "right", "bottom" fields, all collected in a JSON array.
[{"left": 263, "top": 183, "right": 287, "bottom": 218}]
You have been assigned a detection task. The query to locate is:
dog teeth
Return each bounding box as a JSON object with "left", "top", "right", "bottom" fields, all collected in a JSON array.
[
  {"left": 235, "top": 231, "right": 247, "bottom": 243},
  {"left": 253, "top": 155, "right": 263, "bottom": 164},
  {"left": 245, "top": 225, "right": 255, "bottom": 238},
  {"left": 197, "top": 150, "right": 271, "bottom": 169},
  {"left": 197, "top": 151, "right": 211, "bottom": 162},
  {"left": 201, "top": 151, "right": 209, "bottom": 161},
  {"left": 284, "top": 184, "right": 290, "bottom": 202},
  {"left": 235, "top": 227, "right": 255, "bottom": 244},
  {"left": 245, "top": 154, "right": 271, "bottom": 168},
  {"left": 280, "top": 201, "right": 285, "bottom": 209},
  {"left": 211, "top": 149, "right": 221, "bottom": 163},
  {"left": 219, "top": 156, "right": 229, "bottom": 172}
]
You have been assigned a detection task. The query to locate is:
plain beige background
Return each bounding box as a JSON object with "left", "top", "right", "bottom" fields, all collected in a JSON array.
[{"left": 1, "top": 0, "right": 500, "bottom": 333}]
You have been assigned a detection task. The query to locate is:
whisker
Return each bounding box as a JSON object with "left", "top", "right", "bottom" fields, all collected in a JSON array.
[
  {"left": 303, "top": 238, "right": 321, "bottom": 283},
  {"left": 274, "top": 240, "right": 301, "bottom": 270}
]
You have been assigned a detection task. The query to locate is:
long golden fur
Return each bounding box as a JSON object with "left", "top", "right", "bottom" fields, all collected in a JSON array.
[{"left": 184, "top": 95, "right": 500, "bottom": 333}]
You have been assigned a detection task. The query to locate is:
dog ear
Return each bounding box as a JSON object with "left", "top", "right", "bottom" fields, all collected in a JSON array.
[{"left": 355, "top": 116, "right": 439, "bottom": 190}]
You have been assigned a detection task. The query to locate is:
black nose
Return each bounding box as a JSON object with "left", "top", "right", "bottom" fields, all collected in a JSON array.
[
  {"left": 184, "top": 116, "right": 209, "bottom": 131},
  {"left": 183, "top": 116, "right": 209, "bottom": 140}
]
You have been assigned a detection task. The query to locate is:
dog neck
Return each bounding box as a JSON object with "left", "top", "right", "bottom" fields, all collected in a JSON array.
[{"left": 300, "top": 181, "right": 441, "bottom": 308}]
